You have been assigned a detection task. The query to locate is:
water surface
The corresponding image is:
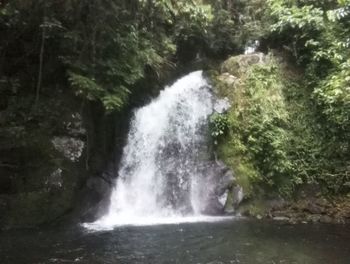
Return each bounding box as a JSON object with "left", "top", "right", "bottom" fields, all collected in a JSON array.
[{"left": 1, "top": 219, "right": 350, "bottom": 264}]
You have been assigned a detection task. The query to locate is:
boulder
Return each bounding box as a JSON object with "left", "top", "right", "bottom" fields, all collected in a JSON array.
[
  {"left": 216, "top": 169, "right": 235, "bottom": 196},
  {"left": 197, "top": 159, "right": 245, "bottom": 215},
  {"left": 273, "top": 216, "right": 290, "bottom": 221},
  {"left": 223, "top": 184, "right": 244, "bottom": 214},
  {"left": 202, "top": 195, "right": 225, "bottom": 215},
  {"left": 221, "top": 53, "right": 265, "bottom": 77}
]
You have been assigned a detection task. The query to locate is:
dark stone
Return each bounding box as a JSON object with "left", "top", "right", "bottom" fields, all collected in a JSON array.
[
  {"left": 220, "top": 53, "right": 265, "bottom": 76},
  {"left": 304, "top": 202, "right": 324, "bottom": 215},
  {"left": 0, "top": 168, "right": 13, "bottom": 194},
  {"left": 267, "top": 199, "right": 288, "bottom": 211},
  {"left": 320, "top": 215, "right": 333, "bottom": 224},
  {"left": 0, "top": 196, "right": 9, "bottom": 223},
  {"left": 78, "top": 176, "right": 113, "bottom": 222},
  {"left": 273, "top": 216, "right": 290, "bottom": 221},
  {"left": 307, "top": 214, "right": 321, "bottom": 223},
  {"left": 232, "top": 186, "right": 243, "bottom": 208},
  {"left": 202, "top": 195, "right": 225, "bottom": 215},
  {"left": 86, "top": 176, "right": 112, "bottom": 197},
  {"left": 196, "top": 158, "right": 244, "bottom": 216},
  {"left": 216, "top": 170, "right": 235, "bottom": 196}
]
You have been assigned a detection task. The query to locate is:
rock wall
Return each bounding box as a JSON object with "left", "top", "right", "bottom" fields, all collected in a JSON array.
[
  {"left": 0, "top": 88, "right": 85, "bottom": 229},
  {"left": 0, "top": 86, "right": 125, "bottom": 229}
]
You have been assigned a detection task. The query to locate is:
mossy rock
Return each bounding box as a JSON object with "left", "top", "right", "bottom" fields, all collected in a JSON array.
[
  {"left": 3, "top": 185, "right": 75, "bottom": 229},
  {"left": 238, "top": 199, "right": 268, "bottom": 218},
  {"left": 220, "top": 53, "right": 265, "bottom": 77},
  {"left": 210, "top": 52, "right": 297, "bottom": 200}
]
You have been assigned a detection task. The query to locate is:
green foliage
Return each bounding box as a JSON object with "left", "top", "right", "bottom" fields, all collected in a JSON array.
[
  {"left": 1, "top": 0, "right": 241, "bottom": 112},
  {"left": 234, "top": 62, "right": 296, "bottom": 196},
  {"left": 266, "top": 0, "right": 349, "bottom": 65},
  {"left": 174, "top": 2, "right": 213, "bottom": 41},
  {"left": 269, "top": 2, "right": 324, "bottom": 32},
  {"left": 314, "top": 60, "right": 350, "bottom": 128},
  {"left": 215, "top": 57, "right": 295, "bottom": 196},
  {"left": 209, "top": 113, "right": 229, "bottom": 140},
  {"left": 215, "top": 52, "right": 350, "bottom": 197},
  {"left": 236, "top": 0, "right": 350, "bottom": 195},
  {"left": 68, "top": 72, "right": 129, "bottom": 111},
  {"left": 239, "top": 0, "right": 271, "bottom": 43},
  {"left": 68, "top": 73, "right": 104, "bottom": 101}
]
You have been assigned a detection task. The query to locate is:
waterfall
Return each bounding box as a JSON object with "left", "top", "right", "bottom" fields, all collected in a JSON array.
[{"left": 84, "top": 71, "right": 231, "bottom": 230}]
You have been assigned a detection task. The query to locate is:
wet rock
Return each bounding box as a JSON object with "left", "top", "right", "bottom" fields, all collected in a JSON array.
[
  {"left": 223, "top": 185, "right": 244, "bottom": 214},
  {"left": 86, "top": 176, "right": 112, "bottom": 197},
  {"left": 212, "top": 160, "right": 245, "bottom": 214},
  {"left": 233, "top": 186, "right": 244, "bottom": 207},
  {"left": 52, "top": 137, "right": 85, "bottom": 162},
  {"left": 64, "top": 113, "right": 86, "bottom": 137},
  {"left": 307, "top": 214, "right": 321, "bottom": 223},
  {"left": 221, "top": 53, "right": 265, "bottom": 77},
  {"left": 273, "top": 216, "right": 290, "bottom": 221},
  {"left": 217, "top": 73, "right": 238, "bottom": 86},
  {"left": 223, "top": 189, "right": 234, "bottom": 214},
  {"left": 46, "top": 168, "right": 63, "bottom": 190},
  {"left": 0, "top": 168, "right": 12, "bottom": 194},
  {"left": 304, "top": 202, "right": 324, "bottom": 215},
  {"left": 214, "top": 159, "right": 230, "bottom": 174},
  {"left": 320, "top": 215, "right": 333, "bottom": 224},
  {"left": 268, "top": 199, "right": 289, "bottom": 211},
  {"left": 218, "top": 190, "right": 228, "bottom": 207},
  {"left": 272, "top": 210, "right": 289, "bottom": 218},
  {"left": 199, "top": 159, "right": 246, "bottom": 215},
  {"left": 216, "top": 169, "right": 235, "bottom": 196},
  {"left": 315, "top": 198, "right": 331, "bottom": 209},
  {"left": 202, "top": 196, "right": 224, "bottom": 215},
  {"left": 0, "top": 196, "right": 9, "bottom": 224},
  {"left": 196, "top": 159, "right": 241, "bottom": 215},
  {"left": 79, "top": 175, "right": 114, "bottom": 222}
]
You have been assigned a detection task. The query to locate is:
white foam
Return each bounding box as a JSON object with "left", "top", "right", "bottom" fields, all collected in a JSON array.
[{"left": 82, "top": 215, "right": 235, "bottom": 231}]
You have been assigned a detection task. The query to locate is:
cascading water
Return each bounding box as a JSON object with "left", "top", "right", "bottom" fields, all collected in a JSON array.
[{"left": 84, "top": 71, "right": 232, "bottom": 230}]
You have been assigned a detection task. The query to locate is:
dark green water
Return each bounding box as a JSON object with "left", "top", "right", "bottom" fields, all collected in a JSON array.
[{"left": 1, "top": 219, "right": 350, "bottom": 264}]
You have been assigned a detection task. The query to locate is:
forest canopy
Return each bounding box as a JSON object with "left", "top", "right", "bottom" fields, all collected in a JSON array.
[{"left": 0, "top": 0, "right": 247, "bottom": 111}]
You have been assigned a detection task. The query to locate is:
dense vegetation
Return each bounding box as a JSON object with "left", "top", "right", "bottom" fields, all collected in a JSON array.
[
  {"left": 0, "top": 0, "right": 250, "bottom": 113},
  {"left": 213, "top": 0, "right": 350, "bottom": 198}
]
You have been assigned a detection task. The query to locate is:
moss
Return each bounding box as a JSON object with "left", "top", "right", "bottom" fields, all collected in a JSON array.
[
  {"left": 212, "top": 54, "right": 276, "bottom": 197},
  {"left": 211, "top": 53, "right": 302, "bottom": 198},
  {"left": 239, "top": 198, "right": 268, "bottom": 218},
  {"left": 212, "top": 50, "right": 350, "bottom": 200},
  {"left": 216, "top": 136, "right": 257, "bottom": 197},
  {"left": 221, "top": 54, "right": 264, "bottom": 77}
]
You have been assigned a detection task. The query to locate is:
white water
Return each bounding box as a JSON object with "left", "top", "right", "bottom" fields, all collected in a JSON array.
[
  {"left": 244, "top": 40, "right": 259, "bottom": 54},
  {"left": 84, "top": 71, "right": 232, "bottom": 230}
]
